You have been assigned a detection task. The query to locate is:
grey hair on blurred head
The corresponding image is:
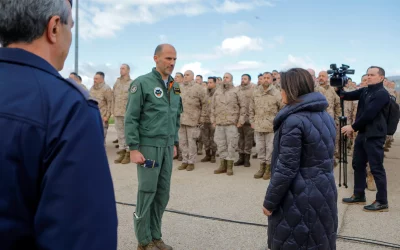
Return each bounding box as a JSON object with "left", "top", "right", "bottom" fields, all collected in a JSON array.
[{"left": 0, "top": 0, "right": 70, "bottom": 47}]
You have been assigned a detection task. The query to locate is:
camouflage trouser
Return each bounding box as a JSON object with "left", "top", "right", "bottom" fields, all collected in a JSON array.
[
  {"left": 255, "top": 132, "right": 274, "bottom": 164},
  {"left": 214, "top": 125, "right": 239, "bottom": 161},
  {"left": 103, "top": 121, "right": 109, "bottom": 145},
  {"left": 179, "top": 125, "right": 200, "bottom": 164},
  {"left": 238, "top": 123, "right": 254, "bottom": 154},
  {"left": 201, "top": 123, "right": 217, "bottom": 152},
  {"left": 115, "top": 116, "right": 128, "bottom": 151}
]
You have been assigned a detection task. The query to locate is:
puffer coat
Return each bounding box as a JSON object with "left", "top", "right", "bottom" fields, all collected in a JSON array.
[{"left": 264, "top": 92, "right": 338, "bottom": 250}]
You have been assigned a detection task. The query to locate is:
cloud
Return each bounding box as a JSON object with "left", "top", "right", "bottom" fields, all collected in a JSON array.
[
  {"left": 77, "top": 0, "right": 276, "bottom": 39},
  {"left": 218, "top": 36, "right": 263, "bottom": 54},
  {"left": 222, "top": 61, "right": 267, "bottom": 72},
  {"left": 179, "top": 62, "right": 214, "bottom": 76},
  {"left": 214, "top": 0, "right": 274, "bottom": 13},
  {"left": 280, "top": 54, "right": 326, "bottom": 72}
]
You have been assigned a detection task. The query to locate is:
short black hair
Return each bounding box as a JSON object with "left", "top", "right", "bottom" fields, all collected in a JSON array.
[
  {"left": 263, "top": 71, "right": 272, "bottom": 76},
  {"left": 96, "top": 71, "right": 105, "bottom": 78},
  {"left": 242, "top": 74, "right": 251, "bottom": 81},
  {"left": 77, "top": 75, "right": 82, "bottom": 81},
  {"left": 272, "top": 70, "right": 278, "bottom": 73},
  {"left": 196, "top": 75, "right": 203, "bottom": 79},
  {"left": 348, "top": 77, "right": 352, "bottom": 81},
  {"left": 368, "top": 66, "right": 385, "bottom": 77},
  {"left": 70, "top": 72, "right": 78, "bottom": 77},
  {"left": 175, "top": 72, "right": 183, "bottom": 77},
  {"left": 208, "top": 76, "right": 216, "bottom": 83},
  {"left": 258, "top": 73, "right": 263, "bottom": 78}
]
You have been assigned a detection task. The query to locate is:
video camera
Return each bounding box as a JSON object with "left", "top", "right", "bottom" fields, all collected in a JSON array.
[{"left": 327, "top": 64, "right": 355, "bottom": 88}]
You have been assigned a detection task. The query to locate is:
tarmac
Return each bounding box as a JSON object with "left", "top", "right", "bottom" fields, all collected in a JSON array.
[{"left": 107, "top": 125, "right": 400, "bottom": 250}]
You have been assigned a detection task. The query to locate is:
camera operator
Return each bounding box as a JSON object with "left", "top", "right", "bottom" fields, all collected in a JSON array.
[{"left": 340, "top": 66, "right": 390, "bottom": 212}]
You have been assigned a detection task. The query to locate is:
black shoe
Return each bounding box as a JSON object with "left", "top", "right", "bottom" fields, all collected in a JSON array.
[
  {"left": 342, "top": 195, "right": 366, "bottom": 205},
  {"left": 234, "top": 154, "right": 245, "bottom": 166},
  {"left": 363, "top": 201, "right": 389, "bottom": 212}
]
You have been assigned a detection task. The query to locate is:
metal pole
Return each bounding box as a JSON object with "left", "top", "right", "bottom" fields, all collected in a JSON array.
[{"left": 74, "top": 0, "right": 79, "bottom": 74}]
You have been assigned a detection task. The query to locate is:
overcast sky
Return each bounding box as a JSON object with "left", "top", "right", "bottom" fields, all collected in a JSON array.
[{"left": 59, "top": 0, "right": 400, "bottom": 88}]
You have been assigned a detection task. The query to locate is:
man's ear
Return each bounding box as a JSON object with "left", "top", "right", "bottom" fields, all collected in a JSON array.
[{"left": 46, "top": 16, "right": 61, "bottom": 44}]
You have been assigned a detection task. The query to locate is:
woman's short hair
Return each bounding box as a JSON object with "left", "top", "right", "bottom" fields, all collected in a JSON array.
[{"left": 281, "top": 68, "right": 315, "bottom": 104}]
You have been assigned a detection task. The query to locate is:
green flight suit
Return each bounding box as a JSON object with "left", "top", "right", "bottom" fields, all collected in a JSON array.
[{"left": 125, "top": 67, "right": 182, "bottom": 246}]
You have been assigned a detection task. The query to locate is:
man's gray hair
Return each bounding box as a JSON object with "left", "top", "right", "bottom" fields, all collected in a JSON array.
[{"left": 0, "top": 0, "right": 70, "bottom": 47}]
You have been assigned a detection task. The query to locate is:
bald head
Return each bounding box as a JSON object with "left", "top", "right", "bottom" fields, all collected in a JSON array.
[
  {"left": 307, "top": 68, "right": 315, "bottom": 77},
  {"left": 183, "top": 70, "right": 194, "bottom": 83},
  {"left": 154, "top": 44, "right": 176, "bottom": 56},
  {"left": 153, "top": 43, "right": 177, "bottom": 79},
  {"left": 318, "top": 71, "right": 328, "bottom": 85}
]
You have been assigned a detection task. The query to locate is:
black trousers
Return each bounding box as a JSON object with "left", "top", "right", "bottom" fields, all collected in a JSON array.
[{"left": 352, "top": 133, "right": 388, "bottom": 204}]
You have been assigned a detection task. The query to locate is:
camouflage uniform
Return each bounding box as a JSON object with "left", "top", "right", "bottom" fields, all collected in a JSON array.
[
  {"left": 112, "top": 76, "right": 131, "bottom": 163},
  {"left": 235, "top": 84, "right": 255, "bottom": 167},
  {"left": 112, "top": 76, "right": 131, "bottom": 150},
  {"left": 200, "top": 87, "right": 217, "bottom": 162},
  {"left": 249, "top": 85, "right": 282, "bottom": 179},
  {"left": 211, "top": 82, "right": 246, "bottom": 176},
  {"left": 90, "top": 82, "right": 113, "bottom": 142},
  {"left": 317, "top": 84, "right": 341, "bottom": 157},
  {"left": 178, "top": 81, "right": 205, "bottom": 170},
  {"left": 343, "top": 87, "right": 356, "bottom": 151}
]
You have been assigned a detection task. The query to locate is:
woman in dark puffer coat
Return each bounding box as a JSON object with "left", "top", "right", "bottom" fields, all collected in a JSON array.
[{"left": 263, "top": 68, "right": 338, "bottom": 250}]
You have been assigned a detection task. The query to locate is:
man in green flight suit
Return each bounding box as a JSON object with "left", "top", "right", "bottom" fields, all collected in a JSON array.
[{"left": 125, "top": 44, "right": 182, "bottom": 250}]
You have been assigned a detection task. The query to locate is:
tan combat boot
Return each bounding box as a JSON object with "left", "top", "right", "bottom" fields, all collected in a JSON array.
[
  {"left": 200, "top": 150, "right": 211, "bottom": 162},
  {"left": 226, "top": 160, "right": 234, "bottom": 176},
  {"left": 121, "top": 151, "right": 130, "bottom": 164},
  {"left": 263, "top": 164, "right": 271, "bottom": 180},
  {"left": 137, "top": 242, "right": 159, "bottom": 250},
  {"left": 178, "top": 163, "right": 188, "bottom": 170},
  {"left": 186, "top": 164, "right": 195, "bottom": 171},
  {"left": 114, "top": 150, "right": 126, "bottom": 164},
  {"left": 214, "top": 159, "right": 227, "bottom": 174},
  {"left": 366, "top": 171, "right": 376, "bottom": 191},
  {"left": 254, "top": 163, "right": 266, "bottom": 179},
  {"left": 153, "top": 239, "right": 172, "bottom": 250},
  {"left": 210, "top": 150, "right": 216, "bottom": 163}
]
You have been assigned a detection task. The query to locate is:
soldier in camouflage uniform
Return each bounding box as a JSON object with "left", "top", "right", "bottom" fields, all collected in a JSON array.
[
  {"left": 200, "top": 76, "right": 218, "bottom": 163},
  {"left": 69, "top": 72, "right": 87, "bottom": 91},
  {"left": 317, "top": 71, "right": 341, "bottom": 164},
  {"left": 250, "top": 72, "right": 282, "bottom": 180},
  {"left": 343, "top": 82, "right": 356, "bottom": 152},
  {"left": 384, "top": 81, "right": 397, "bottom": 152},
  {"left": 112, "top": 64, "right": 132, "bottom": 164},
  {"left": 90, "top": 72, "right": 113, "bottom": 144},
  {"left": 177, "top": 70, "right": 206, "bottom": 171},
  {"left": 173, "top": 72, "right": 184, "bottom": 160},
  {"left": 234, "top": 74, "right": 254, "bottom": 167},
  {"left": 272, "top": 70, "right": 281, "bottom": 90},
  {"left": 211, "top": 73, "right": 246, "bottom": 176}
]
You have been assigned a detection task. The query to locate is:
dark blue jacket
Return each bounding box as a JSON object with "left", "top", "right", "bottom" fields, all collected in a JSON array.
[
  {"left": 264, "top": 92, "right": 338, "bottom": 250},
  {"left": 0, "top": 48, "right": 118, "bottom": 250},
  {"left": 339, "top": 83, "right": 389, "bottom": 138}
]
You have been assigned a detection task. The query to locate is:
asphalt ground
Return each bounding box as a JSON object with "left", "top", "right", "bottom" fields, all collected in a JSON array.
[{"left": 106, "top": 125, "right": 400, "bottom": 250}]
